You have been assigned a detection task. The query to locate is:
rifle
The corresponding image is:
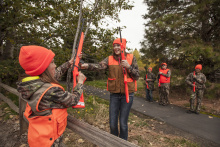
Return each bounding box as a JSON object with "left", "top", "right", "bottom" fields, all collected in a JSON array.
[
  {"left": 158, "top": 68, "right": 161, "bottom": 87},
  {"left": 193, "top": 71, "right": 196, "bottom": 92},
  {"left": 119, "top": 27, "right": 129, "bottom": 103},
  {"left": 72, "top": 19, "right": 86, "bottom": 109},
  {"left": 146, "top": 74, "right": 149, "bottom": 89}
]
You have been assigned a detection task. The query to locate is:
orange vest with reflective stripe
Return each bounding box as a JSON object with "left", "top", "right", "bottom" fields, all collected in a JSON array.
[
  {"left": 107, "top": 54, "right": 137, "bottom": 93},
  {"left": 24, "top": 83, "right": 68, "bottom": 147},
  {"left": 159, "top": 68, "right": 170, "bottom": 83}
]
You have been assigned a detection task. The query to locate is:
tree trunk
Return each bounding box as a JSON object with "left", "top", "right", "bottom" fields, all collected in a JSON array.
[{"left": 3, "top": 38, "right": 14, "bottom": 59}]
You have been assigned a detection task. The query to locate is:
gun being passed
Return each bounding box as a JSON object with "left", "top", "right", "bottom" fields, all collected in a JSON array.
[
  {"left": 119, "top": 27, "right": 129, "bottom": 103},
  {"left": 72, "top": 23, "right": 86, "bottom": 108}
]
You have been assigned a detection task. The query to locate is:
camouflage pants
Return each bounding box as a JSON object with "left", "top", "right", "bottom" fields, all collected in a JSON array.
[
  {"left": 51, "top": 134, "right": 65, "bottom": 147},
  {"left": 159, "top": 84, "right": 170, "bottom": 105},
  {"left": 189, "top": 89, "right": 204, "bottom": 113}
]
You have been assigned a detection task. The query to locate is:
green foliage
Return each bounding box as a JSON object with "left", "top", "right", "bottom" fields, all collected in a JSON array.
[
  {"left": 204, "top": 82, "right": 220, "bottom": 99},
  {"left": 140, "top": 0, "right": 220, "bottom": 81},
  {"left": 0, "top": 58, "right": 23, "bottom": 84},
  {"left": 0, "top": 0, "right": 134, "bottom": 84},
  {"left": 85, "top": 80, "right": 107, "bottom": 89},
  {"left": 67, "top": 94, "right": 109, "bottom": 119},
  {"left": 133, "top": 49, "right": 146, "bottom": 77},
  {"left": 165, "top": 138, "right": 199, "bottom": 147}
]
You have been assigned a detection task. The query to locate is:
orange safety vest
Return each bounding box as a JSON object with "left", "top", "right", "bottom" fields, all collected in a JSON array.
[
  {"left": 159, "top": 68, "right": 170, "bottom": 83},
  {"left": 24, "top": 83, "right": 68, "bottom": 147},
  {"left": 107, "top": 54, "right": 137, "bottom": 93}
]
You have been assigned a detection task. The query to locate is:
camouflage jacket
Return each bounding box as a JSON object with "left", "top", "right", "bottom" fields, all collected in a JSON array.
[
  {"left": 87, "top": 55, "right": 139, "bottom": 81},
  {"left": 17, "top": 62, "right": 83, "bottom": 111},
  {"left": 144, "top": 72, "right": 156, "bottom": 90},
  {"left": 185, "top": 72, "right": 206, "bottom": 90}
]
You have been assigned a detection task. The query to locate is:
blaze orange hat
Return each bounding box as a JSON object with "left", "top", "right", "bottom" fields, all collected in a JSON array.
[
  {"left": 148, "top": 67, "right": 152, "bottom": 71},
  {"left": 19, "top": 45, "right": 55, "bottom": 76},
  {"left": 113, "top": 38, "right": 126, "bottom": 49},
  {"left": 195, "top": 64, "right": 202, "bottom": 70},
  {"left": 161, "top": 63, "right": 167, "bottom": 66}
]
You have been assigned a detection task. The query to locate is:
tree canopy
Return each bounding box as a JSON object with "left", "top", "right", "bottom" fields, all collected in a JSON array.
[
  {"left": 140, "top": 0, "right": 220, "bottom": 80},
  {"left": 0, "top": 0, "right": 134, "bottom": 83}
]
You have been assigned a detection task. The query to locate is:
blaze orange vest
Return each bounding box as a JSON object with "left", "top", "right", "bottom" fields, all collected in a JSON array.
[
  {"left": 107, "top": 54, "right": 137, "bottom": 93},
  {"left": 159, "top": 68, "right": 170, "bottom": 83},
  {"left": 24, "top": 83, "right": 68, "bottom": 147}
]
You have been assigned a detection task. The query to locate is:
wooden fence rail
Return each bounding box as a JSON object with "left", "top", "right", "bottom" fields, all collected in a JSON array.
[{"left": 0, "top": 82, "right": 138, "bottom": 147}]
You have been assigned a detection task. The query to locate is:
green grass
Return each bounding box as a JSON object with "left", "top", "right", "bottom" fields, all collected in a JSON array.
[
  {"left": 165, "top": 138, "right": 199, "bottom": 147},
  {"left": 85, "top": 80, "right": 107, "bottom": 89}
]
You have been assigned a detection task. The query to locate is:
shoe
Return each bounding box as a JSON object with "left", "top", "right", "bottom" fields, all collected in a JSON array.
[
  {"left": 162, "top": 102, "right": 169, "bottom": 106},
  {"left": 195, "top": 111, "right": 200, "bottom": 115},
  {"left": 187, "top": 110, "right": 194, "bottom": 114}
]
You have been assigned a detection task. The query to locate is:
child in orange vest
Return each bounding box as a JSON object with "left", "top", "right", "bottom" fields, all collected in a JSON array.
[
  {"left": 17, "top": 45, "right": 86, "bottom": 147},
  {"left": 81, "top": 38, "right": 139, "bottom": 140},
  {"left": 158, "top": 63, "right": 171, "bottom": 106}
]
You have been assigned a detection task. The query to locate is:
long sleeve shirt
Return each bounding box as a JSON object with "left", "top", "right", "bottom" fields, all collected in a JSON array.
[
  {"left": 17, "top": 61, "right": 83, "bottom": 111},
  {"left": 87, "top": 56, "right": 139, "bottom": 81}
]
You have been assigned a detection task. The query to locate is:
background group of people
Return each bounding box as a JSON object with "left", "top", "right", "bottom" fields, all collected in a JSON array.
[{"left": 144, "top": 63, "right": 206, "bottom": 115}]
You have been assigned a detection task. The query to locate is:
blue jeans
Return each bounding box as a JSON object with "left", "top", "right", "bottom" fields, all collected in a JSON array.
[
  {"left": 109, "top": 93, "right": 134, "bottom": 140},
  {"left": 146, "top": 88, "right": 153, "bottom": 102}
]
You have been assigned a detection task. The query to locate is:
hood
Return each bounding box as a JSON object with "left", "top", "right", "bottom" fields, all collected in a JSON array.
[{"left": 17, "top": 77, "right": 44, "bottom": 100}]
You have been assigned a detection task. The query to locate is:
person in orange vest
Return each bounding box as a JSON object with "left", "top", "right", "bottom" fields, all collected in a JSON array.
[
  {"left": 16, "top": 45, "right": 86, "bottom": 147},
  {"left": 81, "top": 38, "right": 139, "bottom": 140},
  {"left": 158, "top": 63, "right": 171, "bottom": 106},
  {"left": 144, "top": 67, "right": 156, "bottom": 102},
  {"left": 185, "top": 64, "right": 206, "bottom": 114}
]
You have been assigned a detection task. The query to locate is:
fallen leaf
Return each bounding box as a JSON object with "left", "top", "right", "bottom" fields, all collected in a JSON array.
[
  {"left": 131, "top": 140, "right": 138, "bottom": 145},
  {"left": 78, "top": 139, "right": 84, "bottom": 143},
  {"left": 19, "top": 144, "right": 27, "bottom": 147}
]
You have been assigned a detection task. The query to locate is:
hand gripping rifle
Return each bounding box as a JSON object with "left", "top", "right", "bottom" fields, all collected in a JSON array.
[
  {"left": 72, "top": 19, "right": 86, "bottom": 108},
  {"left": 119, "top": 27, "right": 129, "bottom": 103}
]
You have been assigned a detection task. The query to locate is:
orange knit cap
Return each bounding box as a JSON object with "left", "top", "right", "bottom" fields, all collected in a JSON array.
[
  {"left": 195, "top": 64, "right": 202, "bottom": 70},
  {"left": 19, "top": 45, "right": 55, "bottom": 76},
  {"left": 148, "top": 67, "right": 152, "bottom": 71},
  {"left": 113, "top": 38, "right": 126, "bottom": 49},
  {"left": 161, "top": 63, "right": 167, "bottom": 66}
]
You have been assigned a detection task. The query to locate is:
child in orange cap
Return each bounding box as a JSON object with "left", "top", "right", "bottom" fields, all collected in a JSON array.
[
  {"left": 17, "top": 45, "right": 86, "bottom": 147},
  {"left": 80, "top": 38, "right": 139, "bottom": 140},
  {"left": 185, "top": 64, "right": 206, "bottom": 114}
]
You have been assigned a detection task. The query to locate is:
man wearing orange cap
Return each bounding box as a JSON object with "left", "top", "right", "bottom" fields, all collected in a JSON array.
[
  {"left": 185, "top": 64, "right": 206, "bottom": 114},
  {"left": 158, "top": 63, "right": 171, "bottom": 106},
  {"left": 81, "top": 38, "right": 139, "bottom": 140},
  {"left": 144, "top": 67, "right": 156, "bottom": 102}
]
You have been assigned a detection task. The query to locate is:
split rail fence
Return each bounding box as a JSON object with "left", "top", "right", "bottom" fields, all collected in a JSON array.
[{"left": 0, "top": 82, "right": 138, "bottom": 147}]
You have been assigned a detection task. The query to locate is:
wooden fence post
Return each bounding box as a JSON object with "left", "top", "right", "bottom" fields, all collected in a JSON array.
[{"left": 19, "top": 95, "right": 28, "bottom": 135}]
